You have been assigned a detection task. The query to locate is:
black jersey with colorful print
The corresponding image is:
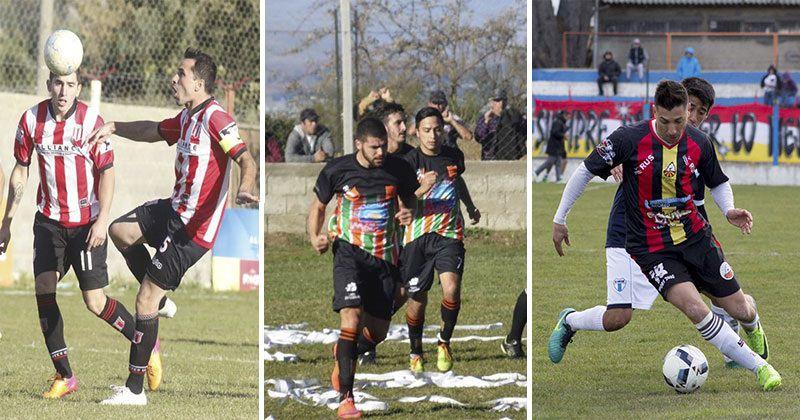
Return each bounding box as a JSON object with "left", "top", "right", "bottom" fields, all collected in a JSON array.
[
  {"left": 585, "top": 119, "right": 728, "bottom": 255},
  {"left": 314, "top": 153, "right": 419, "bottom": 264}
]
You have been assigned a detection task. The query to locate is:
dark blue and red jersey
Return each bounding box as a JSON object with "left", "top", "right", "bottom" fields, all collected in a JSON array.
[{"left": 588, "top": 119, "right": 728, "bottom": 255}]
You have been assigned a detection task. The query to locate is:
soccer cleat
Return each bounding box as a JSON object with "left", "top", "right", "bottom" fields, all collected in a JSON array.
[
  {"left": 436, "top": 342, "right": 453, "bottom": 372},
  {"left": 548, "top": 308, "right": 576, "bottom": 363},
  {"left": 337, "top": 395, "right": 361, "bottom": 419},
  {"left": 147, "top": 338, "right": 163, "bottom": 391},
  {"left": 357, "top": 350, "right": 376, "bottom": 366},
  {"left": 744, "top": 323, "right": 769, "bottom": 362},
  {"left": 43, "top": 373, "right": 78, "bottom": 399},
  {"left": 100, "top": 385, "right": 147, "bottom": 405},
  {"left": 158, "top": 297, "right": 178, "bottom": 318},
  {"left": 757, "top": 364, "right": 781, "bottom": 391},
  {"left": 331, "top": 343, "right": 340, "bottom": 391},
  {"left": 409, "top": 354, "right": 425, "bottom": 373},
  {"left": 500, "top": 338, "right": 525, "bottom": 359}
]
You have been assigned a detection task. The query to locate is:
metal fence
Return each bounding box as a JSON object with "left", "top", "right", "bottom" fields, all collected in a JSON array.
[{"left": 0, "top": 0, "right": 260, "bottom": 124}]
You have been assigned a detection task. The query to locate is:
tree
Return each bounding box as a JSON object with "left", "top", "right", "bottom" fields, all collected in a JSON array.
[{"left": 532, "top": 0, "right": 595, "bottom": 68}]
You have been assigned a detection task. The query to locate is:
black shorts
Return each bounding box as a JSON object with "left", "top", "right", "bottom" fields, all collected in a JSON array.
[
  {"left": 632, "top": 229, "right": 740, "bottom": 300},
  {"left": 400, "top": 233, "right": 465, "bottom": 298},
  {"left": 135, "top": 199, "right": 208, "bottom": 291},
  {"left": 332, "top": 239, "right": 399, "bottom": 320},
  {"left": 33, "top": 212, "right": 108, "bottom": 291}
]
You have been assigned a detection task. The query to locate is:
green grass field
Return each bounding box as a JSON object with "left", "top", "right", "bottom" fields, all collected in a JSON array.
[
  {"left": 0, "top": 281, "right": 258, "bottom": 418},
  {"left": 264, "top": 230, "right": 527, "bottom": 419},
  {"left": 533, "top": 182, "right": 800, "bottom": 417}
]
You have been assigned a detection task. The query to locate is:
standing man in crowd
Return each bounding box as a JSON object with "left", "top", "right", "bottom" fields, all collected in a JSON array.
[
  {"left": 475, "top": 89, "right": 526, "bottom": 160},
  {"left": 286, "top": 108, "right": 335, "bottom": 163}
]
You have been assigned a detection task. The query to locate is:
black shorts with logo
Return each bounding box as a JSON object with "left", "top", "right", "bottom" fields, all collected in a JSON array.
[
  {"left": 332, "top": 239, "right": 399, "bottom": 320},
  {"left": 33, "top": 212, "right": 108, "bottom": 291},
  {"left": 135, "top": 199, "right": 208, "bottom": 291},
  {"left": 632, "top": 229, "right": 740, "bottom": 300},
  {"left": 400, "top": 233, "right": 465, "bottom": 298}
]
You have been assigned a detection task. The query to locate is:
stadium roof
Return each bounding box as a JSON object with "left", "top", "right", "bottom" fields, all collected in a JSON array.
[{"left": 603, "top": 0, "right": 800, "bottom": 5}]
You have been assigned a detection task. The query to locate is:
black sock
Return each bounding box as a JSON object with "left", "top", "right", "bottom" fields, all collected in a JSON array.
[
  {"left": 439, "top": 299, "right": 461, "bottom": 343},
  {"left": 126, "top": 312, "right": 159, "bottom": 394},
  {"left": 98, "top": 297, "right": 137, "bottom": 342},
  {"left": 36, "top": 293, "right": 72, "bottom": 378},
  {"left": 356, "top": 327, "right": 377, "bottom": 356},
  {"left": 406, "top": 313, "right": 424, "bottom": 355},
  {"left": 507, "top": 291, "right": 527, "bottom": 342},
  {"left": 337, "top": 327, "right": 358, "bottom": 400}
]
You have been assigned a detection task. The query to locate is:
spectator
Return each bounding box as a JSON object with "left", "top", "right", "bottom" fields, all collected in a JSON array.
[
  {"left": 408, "top": 90, "right": 474, "bottom": 148},
  {"left": 626, "top": 38, "right": 648, "bottom": 82},
  {"left": 285, "top": 108, "right": 335, "bottom": 163},
  {"left": 760, "top": 65, "right": 782, "bottom": 106},
  {"left": 534, "top": 110, "right": 569, "bottom": 182},
  {"left": 474, "top": 89, "right": 526, "bottom": 160},
  {"left": 676, "top": 47, "right": 701, "bottom": 79},
  {"left": 265, "top": 132, "right": 284, "bottom": 162},
  {"left": 780, "top": 71, "right": 797, "bottom": 107},
  {"left": 597, "top": 51, "right": 621, "bottom": 96}
]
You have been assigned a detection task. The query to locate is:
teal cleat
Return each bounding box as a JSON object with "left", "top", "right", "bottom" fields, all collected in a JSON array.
[{"left": 548, "top": 308, "right": 576, "bottom": 363}]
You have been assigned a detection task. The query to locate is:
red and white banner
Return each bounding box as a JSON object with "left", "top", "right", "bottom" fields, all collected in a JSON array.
[{"left": 533, "top": 100, "right": 800, "bottom": 164}]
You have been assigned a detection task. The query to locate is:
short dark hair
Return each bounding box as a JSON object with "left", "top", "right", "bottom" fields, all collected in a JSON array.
[
  {"left": 414, "top": 106, "right": 444, "bottom": 129},
  {"left": 654, "top": 80, "right": 688, "bottom": 110},
  {"left": 375, "top": 102, "right": 405, "bottom": 124},
  {"left": 681, "top": 77, "right": 715, "bottom": 109},
  {"left": 355, "top": 117, "right": 387, "bottom": 141},
  {"left": 184, "top": 48, "right": 217, "bottom": 94}
]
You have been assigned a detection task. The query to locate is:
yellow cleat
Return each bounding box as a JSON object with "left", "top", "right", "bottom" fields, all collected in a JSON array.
[
  {"left": 43, "top": 373, "right": 78, "bottom": 399},
  {"left": 409, "top": 354, "right": 425, "bottom": 373},
  {"left": 436, "top": 343, "right": 454, "bottom": 372},
  {"left": 147, "top": 338, "right": 163, "bottom": 391}
]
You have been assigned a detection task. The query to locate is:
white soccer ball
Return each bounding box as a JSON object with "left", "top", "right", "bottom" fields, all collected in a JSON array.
[
  {"left": 662, "top": 344, "right": 708, "bottom": 393},
  {"left": 44, "top": 30, "right": 83, "bottom": 76}
]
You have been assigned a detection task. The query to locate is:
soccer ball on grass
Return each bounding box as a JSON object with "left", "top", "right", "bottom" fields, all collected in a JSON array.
[
  {"left": 44, "top": 30, "right": 83, "bottom": 76},
  {"left": 662, "top": 344, "right": 708, "bottom": 393}
]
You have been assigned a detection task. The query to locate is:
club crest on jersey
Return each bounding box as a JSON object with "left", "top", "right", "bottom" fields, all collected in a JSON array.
[
  {"left": 719, "top": 261, "right": 735, "bottom": 280},
  {"left": 596, "top": 138, "right": 615, "bottom": 165},
  {"left": 342, "top": 185, "right": 360, "bottom": 200},
  {"left": 71, "top": 126, "right": 83, "bottom": 144},
  {"left": 446, "top": 165, "right": 458, "bottom": 179},
  {"left": 613, "top": 277, "right": 626, "bottom": 292},
  {"left": 663, "top": 162, "right": 676, "bottom": 178}
]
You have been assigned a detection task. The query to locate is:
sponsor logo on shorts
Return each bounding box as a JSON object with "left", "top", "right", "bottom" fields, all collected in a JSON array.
[
  {"left": 649, "top": 263, "right": 675, "bottom": 292},
  {"left": 719, "top": 261, "right": 734, "bottom": 280},
  {"left": 114, "top": 316, "right": 125, "bottom": 331},
  {"left": 152, "top": 258, "right": 163, "bottom": 270},
  {"left": 408, "top": 277, "right": 420, "bottom": 293},
  {"left": 613, "top": 277, "right": 626, "bottom": 293},
  {"left": 133, "top": 331, "right": 143, "bottom": 344},
  {"left": 159, "top": 236, "right": 172, "bottom": 253},
  {"left": 344, "top": 282, "right": 359, "bottom": 300}
]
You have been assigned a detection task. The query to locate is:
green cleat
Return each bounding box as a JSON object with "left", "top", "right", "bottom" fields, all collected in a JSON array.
[
  {"left": 548, "top": 308, "right": 576, "bottom": 363},
  {"left": 409, "top": 354, "right": 424, "bottom": 374},
  {"left": 745, "top": 322, "right": 769, "bottom": 362},
  {"left": 757, "top": 364, "right": 781, "bottom": 391},
  {"left": 436, "top": 343, "right": 454, "bottom": 372}
]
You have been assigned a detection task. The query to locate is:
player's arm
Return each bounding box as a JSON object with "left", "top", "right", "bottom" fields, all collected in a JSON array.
[
  {"left": 455, "top": 176, "right": 480, "bottom": 224},
  {"left": 308, "top": 197, "right": 329, "bottom": 254},
  {"left": 0, "top": 163, "right": 29, "bottom": 254},
  {"left": 552, "top": 162, "right": 595, "bottom": 256},
  {"left": 234, "top": 150, "right": 258, "bottom": 204},
  {"left": 88, "top": 121, "right": 163, "bottom": 145},
  {"left": 415, "top": 170, "right": 436, "bottom": 198},
  {"left": 697, "top": 138, "right": 751, "bottom": 233},
  {"left": 86, "top": 167, "right": 114, "bottom": 250}
]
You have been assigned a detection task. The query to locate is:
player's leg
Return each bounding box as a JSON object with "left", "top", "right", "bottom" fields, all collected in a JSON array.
[
  {"left": 402, "top": 236, "right": 435, "bottom": 371},
  {"left": 437, "top": 271, "right": 461, "bottom": 372},
  {"left": 406, "top": 291, "right": 427, "bottom": 372},
  {"left": 712, "top": 291, "right": 768, "bottom": 361},
  {"left": 501, "top": 289, "right": 526, "bottom": 358}
]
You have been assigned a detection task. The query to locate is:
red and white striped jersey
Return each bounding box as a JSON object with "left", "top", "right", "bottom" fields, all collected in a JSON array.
[
  {"left": 157, "top": 98, "right": 246, "bottom": 249},
  {"left": 15, "top": 100, "right": 113, "bottom": 227}
]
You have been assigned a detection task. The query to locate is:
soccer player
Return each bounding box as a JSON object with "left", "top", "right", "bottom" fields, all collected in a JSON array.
[
  {"left": 549, "top": 80, "right": 780, "bottom": 390},
  {"left": 88, "top": 48, "right": 258, "bottom": 405},
  {"left": 547, "top": 78, "right": 759, "bottom": 370},
  {"left": 0, "top": 71, "right": 142, "bottom": 399},
  {"left": 378, "top": 102, "right": 414, "bottom": 156},
  {"left": 402, "top": 107, "right": 480, "bottom": 373},
  {"left": 308, "top": 117, "right": 418, "bottom": 418}
]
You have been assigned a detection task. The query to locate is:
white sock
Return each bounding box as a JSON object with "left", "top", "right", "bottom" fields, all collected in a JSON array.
[
  {"left": 695, "top": 312, "right": 766, "bottom": 374},
  {"left": 565, "top": 306, "right": 606, "bottom": 332},
  {"left": 710, "top": 303, "right": 740, "bottom": 334},
  {"left": 740, "top": 312, "right": 760, "bottom": 332}
]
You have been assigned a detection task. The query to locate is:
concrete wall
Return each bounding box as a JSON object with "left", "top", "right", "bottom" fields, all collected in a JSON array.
[
  {"left": 534, "top": 157, "right": 800, "bottom": 186},
  {"left": 265, "top": 161, "right": 527, "bottom": 234},
  {"left": 0, "top": 92, "right": 256, "bottom": 286}
]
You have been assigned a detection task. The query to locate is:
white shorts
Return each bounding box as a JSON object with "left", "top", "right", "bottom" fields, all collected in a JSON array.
[{"left": 606, "top": 247, "right": 658, "bottom": 310}]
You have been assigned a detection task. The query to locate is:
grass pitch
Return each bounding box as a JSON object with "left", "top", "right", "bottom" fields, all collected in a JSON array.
[
  {"left": 0, "top": 281, "right": 258, "bottom": 418},
  {"left": 264, "top": 230, "right": 527, "bottom": 419},
  {"left": 533, "top": 182, "right": 800, "bottom": 417}
]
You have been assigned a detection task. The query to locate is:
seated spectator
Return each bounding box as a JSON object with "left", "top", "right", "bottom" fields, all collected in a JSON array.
[
  {"left": 676, "top": 47, "right": 701, "bottom": 79},
  {"left": 626, "top": 38, "right": 648, "bottom": 82},
  {"left": 760, "top": 65, "right": 782, "bottom": 106},
  {"left": 597, "top": 51, "right": 621, "bottom": 96},
  {"left": 285, "top": 108, "right": 334, "bottom": 163},
  {"left": 474, "top": 89, "right": 525, "bottom": 160},
  {"left": 780, "top": 71, "right": 797, "bottom": 107}
]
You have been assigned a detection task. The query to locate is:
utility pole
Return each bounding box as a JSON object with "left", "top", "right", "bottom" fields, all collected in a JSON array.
[
  {"left": 340, "top": 0, "right": 354, "bottom": 154},
  {"left": 333, "top": 7, "right": 343, "bottom": 153},
  {"left": 593, "top": 0, "right": 600, "bottom": 67},
  {"left": 353, "top": 8, "right": 359, "bottom": 97}
]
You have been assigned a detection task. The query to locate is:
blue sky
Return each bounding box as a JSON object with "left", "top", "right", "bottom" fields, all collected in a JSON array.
[{"left": 265, "top": 0, "right": 525, "bottom": 109}]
